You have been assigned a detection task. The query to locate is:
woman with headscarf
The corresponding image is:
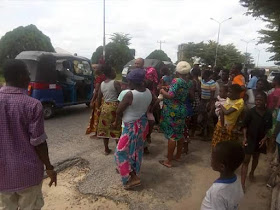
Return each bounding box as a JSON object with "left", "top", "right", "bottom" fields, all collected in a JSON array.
[
  {"left": 86, "top": 64, "right": 106, "bottom": 136},
  {"left": 159, "top": 61, "right": 192, "bottom": 168},
  {"left": 114, "top": 69, "right": 153, "bottom": 190}
]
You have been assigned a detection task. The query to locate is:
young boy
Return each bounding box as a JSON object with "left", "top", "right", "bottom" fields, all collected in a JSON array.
[
  {"left": 201, "top": 141, "right": 245, "bottom": 210},
  {"left": 199, "top": 70, "right": 216, "bottom": 138},
  {"left": 241, "top": 92, "right": 273, "bottom": 191}
]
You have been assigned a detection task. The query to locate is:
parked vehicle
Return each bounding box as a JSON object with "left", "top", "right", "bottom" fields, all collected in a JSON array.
[
  {"left": 16, "top": 51, "right": 94, "bottom": 119},
  {"left": 268, "top": 71, "right": 280, "bottom": 83},
  {"left": 122, "top": 59, "right": 175, "bottom": 82}
]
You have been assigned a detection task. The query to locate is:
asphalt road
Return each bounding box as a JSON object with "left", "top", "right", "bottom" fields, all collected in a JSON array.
[{"left": 45, "top": 105, "right": 271, "bottom": 210}]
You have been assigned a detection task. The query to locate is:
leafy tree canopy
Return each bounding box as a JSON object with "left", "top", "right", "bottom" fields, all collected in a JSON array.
[
  {"left": 180, "top": 41, "right": 252, "bottom": 69},
  {"left": 240, "top": 0, "right": 280, "bottom": 61},
  {"left": 0, "top": 24, "right": 55, "bottom": 67},
  {"left": 110, "top": 32, "right": 131, "bottom": 46},
  {"left": 146, "top": 50, "right": 172, "bottom": 62},
  {"left": 91, "top": 42, "right": 134, "bottom": 73}
]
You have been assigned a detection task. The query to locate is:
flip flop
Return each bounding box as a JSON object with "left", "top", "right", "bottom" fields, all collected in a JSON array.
[
  {"left": 104, "top": 149, "right": 112, "bottom": 156},
  {"left": 124, "top": 179, "right": 141, "bottom": 190},
  {"left": 159, "top": 160, "right": 172, "bottom": 168}
]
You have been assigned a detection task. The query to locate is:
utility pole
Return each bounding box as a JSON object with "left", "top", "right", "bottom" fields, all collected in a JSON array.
[
  {"left": 241, "top": 38, "right": 255, "bottom": 66},
  {"left": 255, "top": 48, "right": 261, "bottom": 67},
  {"left": 157, "top": 40, "right": 165, "bottom": 50},
  {"left": 210, "top": 17, "right": 232, "bottom": 67},
  {"left": 102, "top": 0, "right": 106, "bottom": 63}
]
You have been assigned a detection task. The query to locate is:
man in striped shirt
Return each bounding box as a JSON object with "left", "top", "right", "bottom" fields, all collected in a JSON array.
[{"left": 198, "top": 70, "right": 216, "bottom": 139}]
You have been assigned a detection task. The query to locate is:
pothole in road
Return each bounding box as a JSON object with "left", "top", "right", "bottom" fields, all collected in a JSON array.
[{"left": 42, "top": 160, "right": 128, "bottom": 210}]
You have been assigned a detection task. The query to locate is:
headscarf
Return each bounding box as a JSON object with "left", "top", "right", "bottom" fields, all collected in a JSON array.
[
  {"left": 176, "top": 61, "right": 191, "bottom": 75},
  {"left": 127, "top": 68, "right": 146, "bottom": 84}
]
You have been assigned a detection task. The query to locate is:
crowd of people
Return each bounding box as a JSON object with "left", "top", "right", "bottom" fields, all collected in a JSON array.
[
  {"left": 1, "top": 57, "right": 280, "bottom": 209},
  {"left": 86, "top": 58, "right": 280, "bottom": 208}
]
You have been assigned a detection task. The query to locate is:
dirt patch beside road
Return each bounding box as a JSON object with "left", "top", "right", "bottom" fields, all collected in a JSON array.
[{"left": 42, "top": 166, "right": 128, "bottom": 210}]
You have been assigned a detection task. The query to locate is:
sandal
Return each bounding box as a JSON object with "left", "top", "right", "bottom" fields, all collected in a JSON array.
[
  {"left": 104, "top": 149, "right": 112, "bottom": 156},
  {"left": 124, "top": 179, "right": 141, "bottom": 190},
  {"left": 159, "top": 160, "right": 172, "bottom": 168}
]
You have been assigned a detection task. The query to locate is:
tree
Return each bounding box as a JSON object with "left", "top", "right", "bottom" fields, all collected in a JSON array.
[
  {"left": 146, "top": 50, "right": 172, "bottom": 62},
  {"left": 0, "top": 25, "right": 55, "bottom": 67},
  {"left": 110, "top": 33, "right": 131, "bottom": 46},
  {"left": 91, "top": 42, "right": 134, "bottom": 72},
  {"left": 179, "top": 41, "right": 246, "bottom": 69},
  {"left": 240, "top": 0, "right": 280, "bottom": 61}
]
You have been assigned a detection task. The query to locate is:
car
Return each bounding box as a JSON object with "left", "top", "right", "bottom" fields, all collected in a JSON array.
[
  {"left": 268, "top": 71, "right": 280, "bottom": 83},
  {"left": 16, "top": 51, "right": 94, "bottom": 119}
]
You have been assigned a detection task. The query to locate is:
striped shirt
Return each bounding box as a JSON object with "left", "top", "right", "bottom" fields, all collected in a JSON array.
[{"left": 201, "top": 79, "right": 216, "bottom": 100}]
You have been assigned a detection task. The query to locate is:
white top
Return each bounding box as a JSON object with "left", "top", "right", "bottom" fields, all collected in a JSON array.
[
  {"left": 118, "top": 89, "right": 130, "bottom": 128},
  {"left": 122, "top": 89, "right": 152, "bottom": 123},
  {"left": 246, "top": 89, "right": 255, "bottom": 109},
  {"left": 201, "top": 176, "right": 244, "bottom": 210},
  {"left": 100, "top": 80, "right": 118, "bottom": 102},
  {"left": 214, "top": 82, "right": 220, "bottom": 99}
]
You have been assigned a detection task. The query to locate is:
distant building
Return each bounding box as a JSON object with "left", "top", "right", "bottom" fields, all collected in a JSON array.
[
  {"left": 177, "top": 44, "right": 188, "bottom": 61},
  {"left": 55, "top": 47, "right": 72, "bottom": 55}
]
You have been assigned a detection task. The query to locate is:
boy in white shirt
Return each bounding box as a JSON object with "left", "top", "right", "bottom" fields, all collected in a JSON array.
[{"left": 201, "top": 141, "right": 245, "bottom": 210}]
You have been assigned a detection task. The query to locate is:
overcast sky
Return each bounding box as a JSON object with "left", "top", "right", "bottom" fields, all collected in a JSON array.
[{"left": 0, "top": 0, "right": 276, "bottom": 66}]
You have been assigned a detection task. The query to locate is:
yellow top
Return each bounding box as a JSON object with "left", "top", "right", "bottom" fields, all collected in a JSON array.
[{"left": 223, "top": 98, "right": 244, "bottom": 126}]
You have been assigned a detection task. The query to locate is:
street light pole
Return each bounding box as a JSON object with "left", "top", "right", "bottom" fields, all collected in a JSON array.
[
  {"left": 255, "top": 48, "right": 261, "bottom": 67},
  {"left": 102, "top": 0, "right": 106, "bottom": 62},
  {"left": 210, "top": 17, "right": 232, "bottom": 67},
  {"left": 241, "top": 39, "right": 255, "bottom": 66}
]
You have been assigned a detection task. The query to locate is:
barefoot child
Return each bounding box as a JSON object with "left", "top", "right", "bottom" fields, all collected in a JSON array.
[
  {"left": 201, "top": 141, "right": 245, "bottom": 210},
  {"left": 215, "top": 86, "right": 228, "bottom": 119},
  {"left": 97, "top": 65, "right": 122, "bottom": 155},
  {"left": 158, "top": 67, "right": 172, "bottom": 100},
  {"left": 241, "top": 92, "right": 272, "bottom": 191},
  {"left": 212, "top": 84, "right": 244, "bottom": 147}
]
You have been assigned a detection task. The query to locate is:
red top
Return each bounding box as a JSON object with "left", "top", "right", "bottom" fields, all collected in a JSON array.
[
  {"left": 95, "top": 74, "right": 106, "bottom": 87},
  {"left": 267, "top": 88, "right": 280, "bottom": 109}
]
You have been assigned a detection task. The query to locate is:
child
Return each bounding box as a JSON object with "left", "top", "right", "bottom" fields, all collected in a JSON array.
[
  {"left": 215, "top": 86, "right": 228, "bottom": 118},
  {"left": 201, "top": 141, "right": 245, "bottom": 210},
  {"left": 241, "top": 92, "right": 272, "bottom": 191},
  {"left": 97, "top": 65, "right": 122, "bottom": 155},
  {"left": 214, "top": 85, "right": 228, "bottom": 129},
  {"left": 212, "top": 84, "right": 244, "bottom": 147},
  {"left": 160, "top": 67, "right": 172, "bottom": 86},
  {"left": 198, "top": 70, "right": 216, "bottom": 139},
  {"left": 158, "top": 67, "right": 172, "bottom": 100}
]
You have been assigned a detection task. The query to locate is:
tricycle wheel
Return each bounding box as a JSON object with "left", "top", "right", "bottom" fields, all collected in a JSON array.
[{"left": 43, "top": 104, "right": 54, "bottom": 119}]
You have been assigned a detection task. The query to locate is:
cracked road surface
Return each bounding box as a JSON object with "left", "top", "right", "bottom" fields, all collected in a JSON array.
[{"left": 44, "top": 105, "right": 271, "bottom": 210}]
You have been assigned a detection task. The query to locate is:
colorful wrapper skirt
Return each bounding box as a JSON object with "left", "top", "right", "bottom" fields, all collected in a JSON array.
[
  {"left": 86, "top": 100, "right": 101, "bottom": 135},
  {"left": 212, "top": 123, "right": 239, "bottom": 147},
  {"left": 115, "top": 115, "right": 149, "bottom": 185},
  {"left": 97, "top": 101, "right": 121, "bottom": 139}
]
